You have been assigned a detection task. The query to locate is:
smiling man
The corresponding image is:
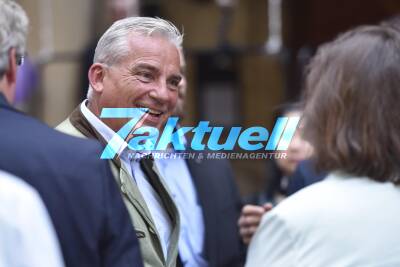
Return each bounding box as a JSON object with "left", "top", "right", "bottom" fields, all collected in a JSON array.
[{"left": 57, "top": 17, "right": 183, "bottom": 267}]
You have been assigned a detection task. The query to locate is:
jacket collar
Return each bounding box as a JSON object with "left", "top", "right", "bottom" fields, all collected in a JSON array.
[
  {"left": 0, "top": 92, "right": 24, "bottom": 115},
  {"left": 0, "top": 92, "right": 11, "bottom": 109}
]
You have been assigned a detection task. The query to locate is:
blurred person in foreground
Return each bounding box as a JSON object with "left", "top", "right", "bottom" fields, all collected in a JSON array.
[
  {"left": 57, "top": 17, "right": 183, "bottom": 267},
  {"left": 246, "top": 25, "right": 400, "bottom": 266},
  {"left": 155, "top": 50, "right": 245, "bottom": 267},
  {"left": 0, "top": 1, "right": 142, "bottom": 266},
  {"left": 238, "top": 102, "right": 314, "bottom": 245},
  {"left": 0, "top": 170, "right": 64, "bottom": 267}
]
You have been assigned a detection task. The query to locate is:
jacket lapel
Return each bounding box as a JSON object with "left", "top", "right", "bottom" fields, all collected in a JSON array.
[
  {"left": 68, "top": 106, "right": 159, "bottom": 232},
  {"left": 0, "top": 93, "right": 24, "bottom": 113},
  {"left": 0, "top": 93, "right": 9, "bottom": 109}
]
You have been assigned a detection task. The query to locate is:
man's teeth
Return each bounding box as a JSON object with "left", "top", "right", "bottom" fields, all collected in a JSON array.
[
  {"left": 138, "top": 107, "right": 162, "bottom": 116},
  {"left": 148, "top": 109, "right": 162, "bottom": 115},
  {"left": 139, "top": 107, "right": 148, "bottom": 113}
]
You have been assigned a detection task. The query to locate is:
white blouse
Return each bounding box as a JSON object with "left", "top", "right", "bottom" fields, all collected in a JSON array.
[{"left": 246, "top": 172, "right": 400, "bottom": 267}]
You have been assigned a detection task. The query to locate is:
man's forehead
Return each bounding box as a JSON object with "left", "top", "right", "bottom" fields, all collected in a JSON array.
[
  {"left": 125, "top": 34, "right": 181, "bottom": 68},
  {"left": 127, "top": 32, "right": 176, "bottom": 48}
]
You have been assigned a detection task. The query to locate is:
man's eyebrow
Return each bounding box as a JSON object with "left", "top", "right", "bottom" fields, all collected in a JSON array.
[
  {"left": 132, "top": 63, "right": 159, "bottom": 72},
  {"left": 169, "top": 74, "right": 182, "bottom": 82},
  {"left": 132, "top": 63, "right": 182, "bottom": 80}
]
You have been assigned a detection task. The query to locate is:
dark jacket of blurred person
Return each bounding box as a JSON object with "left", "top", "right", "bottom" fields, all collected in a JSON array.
[
  {"left": 156, "top": 144, "right": 245, "bottom": 267},
  {"left": 167, "top": 49, "right": 245, "bottom": 267},
  {"left": 155, "top": 49, "right": 245, "bottom": 267},
  {"left": 186, "top": 153, "right": 245, "bottom": 267},
  {"left": 0, "top": 86, "right": 143, "bottom": 267},
  {"left": 0, "top": 1, "right": 142, "bottom": 267},
  {"left": 286, "top": 159, "right": 326, "bottom": 196},
  {"left": 0, "top": 94, "right": 143, "bottom": 267}
]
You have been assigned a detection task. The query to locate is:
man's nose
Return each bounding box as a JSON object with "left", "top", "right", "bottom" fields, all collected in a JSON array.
[{"left": 149, "top": 80, "right": 170, "bottom": 103}]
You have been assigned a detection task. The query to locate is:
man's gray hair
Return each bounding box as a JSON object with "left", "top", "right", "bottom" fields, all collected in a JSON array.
[
  {"left": 0, "top": 0, "right": 29, "bottom": 73},
  {"left": 94, "top": 16, "right": 183, "bottom": 66},
  {"left": 87, "top": 16, "right": 183, "bottom": 99}
]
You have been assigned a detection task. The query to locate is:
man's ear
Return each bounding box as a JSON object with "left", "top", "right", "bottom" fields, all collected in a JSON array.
[
  {"left": 88, "top": 63, "right": 107, "bottom": 94},
  {"left": 2, "top": 48, "right": 18, "bottom": 103},
  {"left": 6, "top": 48, "right": 17, "bottom": 84}
]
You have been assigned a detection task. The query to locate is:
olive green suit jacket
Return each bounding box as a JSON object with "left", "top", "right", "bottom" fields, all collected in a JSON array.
[{"left": 56, "top": 107, "right": 180, "bottom": 267}]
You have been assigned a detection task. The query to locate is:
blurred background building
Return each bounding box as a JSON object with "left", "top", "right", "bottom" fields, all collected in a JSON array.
[{"left": 16, "top": 0, "right": 400, "bottom": 196}]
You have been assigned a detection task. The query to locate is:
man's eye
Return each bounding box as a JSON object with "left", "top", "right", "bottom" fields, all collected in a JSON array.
[
  {"left": 137, "top": 72, "right": 153, "bottom": 82},
  {"left": 168, "top": 79, "right": 181, "bottom": 90}
]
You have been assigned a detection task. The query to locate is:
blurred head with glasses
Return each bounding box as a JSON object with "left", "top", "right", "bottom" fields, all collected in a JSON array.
[{"left": 0, "top": 0, "right": 28, "bottom": 103}]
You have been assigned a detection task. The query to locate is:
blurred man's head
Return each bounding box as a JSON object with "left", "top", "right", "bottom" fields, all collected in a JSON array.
[
  {"left": 0, "top": 0, "right": 28, "bottom": 104},
  {"left": 381, "top": 14, "right": 400, "bottom": 33},
  {"left": 87, "top": 17, "right": 183, "bottom": 132},
  {"left": 274, "top": 103, "right": 313, "bottom": 176},
  {"left": 107, "top": 0, "right": 140, "bottom": 21},
  {"left": 173, "top": 48, "right": 187, "bottom": 118}
]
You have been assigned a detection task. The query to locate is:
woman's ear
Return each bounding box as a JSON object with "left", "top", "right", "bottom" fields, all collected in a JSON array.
[{"left": 88, "top": 63, "right": 107, "bottom": 94}]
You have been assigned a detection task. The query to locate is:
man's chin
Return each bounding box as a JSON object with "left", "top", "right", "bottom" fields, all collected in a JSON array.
[{"left": 141, "top": 120, "right": 164, "bottom": 131}]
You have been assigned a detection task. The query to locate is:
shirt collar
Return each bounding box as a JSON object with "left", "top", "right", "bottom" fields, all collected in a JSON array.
[
  {"left": 0, "top": 92, "right": 10, "bottom": 108},
  {"left": 80, "top": 100, "right": 129, "bottom": 157},
  {"left": 80, "top": 100, "right": 150, "bottom": 161}
]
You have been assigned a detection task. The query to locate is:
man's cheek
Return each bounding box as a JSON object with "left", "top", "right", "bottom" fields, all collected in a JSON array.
[{"left": 171, "top": 91, "right": 178, "bottom": 104}]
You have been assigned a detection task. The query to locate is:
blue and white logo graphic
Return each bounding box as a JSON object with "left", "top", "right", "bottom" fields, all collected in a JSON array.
[{"left": 100, "top": 108, "right": 300, "bottom": 159}]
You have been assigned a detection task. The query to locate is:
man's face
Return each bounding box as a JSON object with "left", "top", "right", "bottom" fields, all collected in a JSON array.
[{"left": 97, "top": 33, "right": 181, "bottom": 132}]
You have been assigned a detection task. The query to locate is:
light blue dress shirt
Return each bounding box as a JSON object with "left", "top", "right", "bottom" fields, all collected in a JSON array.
[{"left": 156, "top": 150, "right": 209, "bottom": 267}]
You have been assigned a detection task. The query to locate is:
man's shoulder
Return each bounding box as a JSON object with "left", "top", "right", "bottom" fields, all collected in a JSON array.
[
  {"left": 0, "top": 107, "right": 107, "bottom": 182},
  {"left": 55, "top": 116, "right": 86, "bottom": 138},
  {"left": 54, "top": 116, "right": 108, "bottom": 173},
  {"left": 20, "top": 113, "right": 99, "bottom": 154}
]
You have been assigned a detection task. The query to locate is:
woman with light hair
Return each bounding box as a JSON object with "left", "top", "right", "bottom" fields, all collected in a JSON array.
[{"left": 245, "top": 25, "right": 400, "bottom": 267}]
